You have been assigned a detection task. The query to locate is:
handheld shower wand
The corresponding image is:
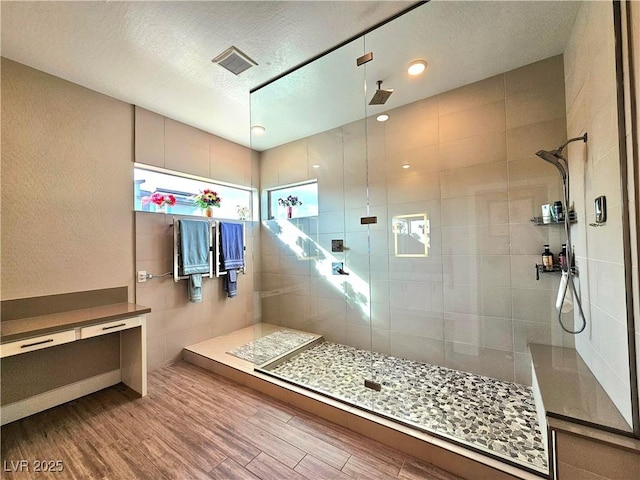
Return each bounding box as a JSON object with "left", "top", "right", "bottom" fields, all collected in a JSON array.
[{"left": 535, "top": 133, "right": 588, "bottom": 334}]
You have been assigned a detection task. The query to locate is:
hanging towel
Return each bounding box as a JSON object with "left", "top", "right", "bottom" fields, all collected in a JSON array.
[
  {"left": 189, "top": 273, "right": 203, "bottom": 303},
  {"left": 178, "top": 220, "right": 210, "bottom": 275},
  {"left": 224, "top": 269, "right": 238, "bottom": 298},
  {"left": 219, "top": 222, "right": 244, "bottom": 270}
]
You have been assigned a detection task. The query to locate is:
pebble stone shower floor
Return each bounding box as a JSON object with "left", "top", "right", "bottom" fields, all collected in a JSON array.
[{"left": 267, "top": 341, "right": 547, "bottom": 472}]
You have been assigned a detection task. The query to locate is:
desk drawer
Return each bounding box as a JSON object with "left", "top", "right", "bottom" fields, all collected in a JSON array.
[
  {"left": 79, "top": 316, "right": 141, "bottom": 339},
  {"left": 1, "top": 330, "right": 77, "bottom": 358}
]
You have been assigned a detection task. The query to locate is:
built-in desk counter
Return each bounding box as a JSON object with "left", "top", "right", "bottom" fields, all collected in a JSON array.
[{"left": 1, "top": 302, "right": 150, "bottom": 425}]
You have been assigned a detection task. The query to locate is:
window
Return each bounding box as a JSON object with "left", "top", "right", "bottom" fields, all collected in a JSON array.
[
  {"left": 134, "top": 164, "right": 252, "bottom": 220},
  {"left": 268, "top": 181, "right": 318, "bottom": 219}
]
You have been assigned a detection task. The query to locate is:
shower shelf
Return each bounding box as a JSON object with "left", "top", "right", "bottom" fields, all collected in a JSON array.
[
  {"left": 535, "top": 264, "right": 578, "bottom": 280},
  {"left": 530, "top": 211, "right": 577, "bottom": 225}
]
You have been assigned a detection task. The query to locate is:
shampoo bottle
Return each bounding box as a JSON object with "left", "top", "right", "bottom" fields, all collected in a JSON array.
[{"left": 542, "top": 244, "right": 554, "bottom": 271}]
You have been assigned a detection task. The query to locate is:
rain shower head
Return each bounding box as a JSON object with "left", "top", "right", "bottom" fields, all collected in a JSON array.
[{"left": 369, "top": 80, "right": 393, "bottom": 105}]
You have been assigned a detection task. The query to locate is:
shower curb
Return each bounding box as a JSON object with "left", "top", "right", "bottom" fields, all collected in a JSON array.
[{"left": 183, "top": 349, "right": 542, "bottom": 480}]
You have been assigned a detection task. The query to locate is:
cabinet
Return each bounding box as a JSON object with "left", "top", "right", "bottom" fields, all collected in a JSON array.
[{"left": 0, "top": 305, "right": 148, "bottom": 425}]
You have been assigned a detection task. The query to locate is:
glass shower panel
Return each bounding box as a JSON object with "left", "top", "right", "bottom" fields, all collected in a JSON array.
[
  {"left": 250, "top": 35, "right": 375, "bottom": 411},
  {"left": 361, "top": 3, "right": 447, "bottom": 437},
  {"left": 249, "top": 1, "right": 635, "bottom": 474}
]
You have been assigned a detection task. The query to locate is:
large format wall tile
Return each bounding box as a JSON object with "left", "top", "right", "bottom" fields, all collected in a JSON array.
[{"left": 256, "top": 54, "right": 597, "bottom": 388}]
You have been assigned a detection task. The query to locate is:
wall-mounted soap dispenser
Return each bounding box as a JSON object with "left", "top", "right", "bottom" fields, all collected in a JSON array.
[{"left": 590, "top": 196, "right": 606, "bottom": 226}]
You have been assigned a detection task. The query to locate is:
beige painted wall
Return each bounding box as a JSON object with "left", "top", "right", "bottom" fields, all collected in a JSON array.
[
  {"left": 564, "top": 1, "right": 633, "bottom": 426},
  {"left": 258, "top": 55, "right": 572, "bottom": 385},
  {"left": 1, "top": 58, "right": 134, "bottom": 301}
]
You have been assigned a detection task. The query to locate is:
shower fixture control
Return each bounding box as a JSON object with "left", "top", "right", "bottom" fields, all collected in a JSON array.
[
  {"left": 331, "top": 239, "right": 344, "bottom": 252},
  {"left": 593, "top": 196, "right": 606, "bottom": 224},
  {"left": 332, "top": 262, "right": 349, "bottom": 275}
]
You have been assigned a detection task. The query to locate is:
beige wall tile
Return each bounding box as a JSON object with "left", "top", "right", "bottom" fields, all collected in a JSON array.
[
  {"left": 164, "top": 117, "right": 210, "bottom": 178},
  {"left": 444, "top": 341, "right": 515, "bottom": 382},
  {"left": 587, "top": 259, "right": 627, "bottom": 324},
  {"left": 506, "top": 82, "right": 566, "bottom": 129},
  {"left": 441, "top": 192, "right": 508, "bottom": 227},
  {"left": 511, "top": 287, "right": 555, "bottom": 323},
  {"left": 210, "top": 134, "right": 252, "bottom": 186},
  {"left": 147, "top": 335, "right": 167, "bottom": 371},
  {"left": 437, "top": 74, "right": 505, "bottom": 116},
  {"left": 506, "top": 117, "right": 567, "bottom": 162},
  {"left": 443, "top": 284, "right": 512, "bottom": 319},
  {"left": 439, "top": 130, "right": 506, "bottom": 171},
  {"left": 345, "top": 324, "right": 373, "bottom": 350},
  {"left": 259, "top": 147, "right": 281, "bottom": 189},
  {"left": 563, "top": 3, "right": 591, "bottom": 109},
  {"left": 387, "top": 172, "right": 441, "bottom": 204},
  {"left": 508, "top": 185, "right": 563, "bottom": 225},
  {"left": 386, "top": 144, "right": 440, "bottom": 177},
  {"left": 443, "top": 254, "right": 511, "bottom": 287},
  {"left": 505, "top": 55, "right": 564, "bottom": 97},
  {"left": 513, "top": 320, "right": 555, "bottom": 353},
  {"left": 444, "top": 312, "right": 514, "bottom": 352},
  {"left": 508, "top": 222, "right": 564, "bottom": 256},
  {"left": 385, "top": 96, "right": 439, "bottom": 139},
  {"left": 439, "top": 100, "right": 506, "bottom": 143},
  {"left": 441, "top": 224, "right": 510, "bottom": 256},
  {"left": 388, "top": 255, "right": 443, "bottom": 283},
  {"left": 135, "top": 106, "right": 165, "bottom": 167},
  {"left": 389, "top": 309, "right": 443, "bottom": 345},
  {"left": 510, "top": 254, "right": 557, "bottom": 290},
  {"left": 389, "top": 332, "right": 445, "bottom": 365},
  {"left": 514, "top": 352, "right": 533, "bottom": 385},
  {"left": 585, "top": 206, "right": 625, "bottom": 264},
  {"left": 308, "top": 128, "right": 343, "bottom": 168},
  {"left": 440, "top": 161, "right": 507, "bottom": 199}
]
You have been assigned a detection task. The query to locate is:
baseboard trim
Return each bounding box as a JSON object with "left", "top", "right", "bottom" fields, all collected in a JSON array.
[{"left": 0, "top": 369, "right": 121, "bottom": 425}]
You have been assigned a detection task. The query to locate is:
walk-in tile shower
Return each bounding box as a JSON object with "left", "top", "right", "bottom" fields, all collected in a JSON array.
[{"left": 249, "top": 1, "right": 636, "bottom": 474}]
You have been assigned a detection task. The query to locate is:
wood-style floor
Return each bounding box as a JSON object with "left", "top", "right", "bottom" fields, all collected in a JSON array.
[{"left": 1, "top": 361, "right": 462, "bottom": 479}]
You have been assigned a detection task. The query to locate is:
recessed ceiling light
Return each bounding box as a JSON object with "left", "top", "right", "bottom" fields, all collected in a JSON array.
[
  {"left": 408, "top": 60, "right": 427, "bottom": 76},
  {"left": 402, "top": 163, "right": 411, "bottom": 169},
  {"left": 376, "top": 114, "right": 389, "bottom": 122},
  {"left": 311, "top": 164, "right": 320, "bottom": 169},
  {"left": 251, "top": 125, "right": 266, "bottom": 135}
]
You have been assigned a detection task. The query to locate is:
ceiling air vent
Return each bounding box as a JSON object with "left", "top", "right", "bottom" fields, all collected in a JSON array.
[{"left": 212, "top": 46, "right": 257, "bottom": 75}]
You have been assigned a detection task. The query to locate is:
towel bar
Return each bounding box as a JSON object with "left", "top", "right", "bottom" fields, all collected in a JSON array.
[
  {"left": 214, "top": 220, "right": 246, "bottom": 277},
  {"left": 172, "top": 217, "right": 214, "bottom": 282}
]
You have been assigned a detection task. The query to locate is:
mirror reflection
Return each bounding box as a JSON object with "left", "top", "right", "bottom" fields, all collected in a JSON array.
[{"left": 393, "top": 213, "right": 429, "bottom": 257}]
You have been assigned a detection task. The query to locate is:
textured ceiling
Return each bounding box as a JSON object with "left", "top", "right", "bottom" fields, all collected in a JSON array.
[
  {"left": 1, "top": 1, "right": 580, "bottom": 151},
  {"left": 1, "top": 0, "right": 412, "bottom": 147}
]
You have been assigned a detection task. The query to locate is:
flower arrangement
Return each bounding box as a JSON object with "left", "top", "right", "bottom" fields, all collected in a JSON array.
[
  {"left": 142, "top": 192, "right": 176, "bottom": 208},
  {"left": 236, "top": 205, "right": 250, "bottom": 220},
  {"left": 278, "top": 195, "right": 302, "bottom": 207},
  {"left": 192, "top": 189, "right": 221, "bottom": 209}
]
